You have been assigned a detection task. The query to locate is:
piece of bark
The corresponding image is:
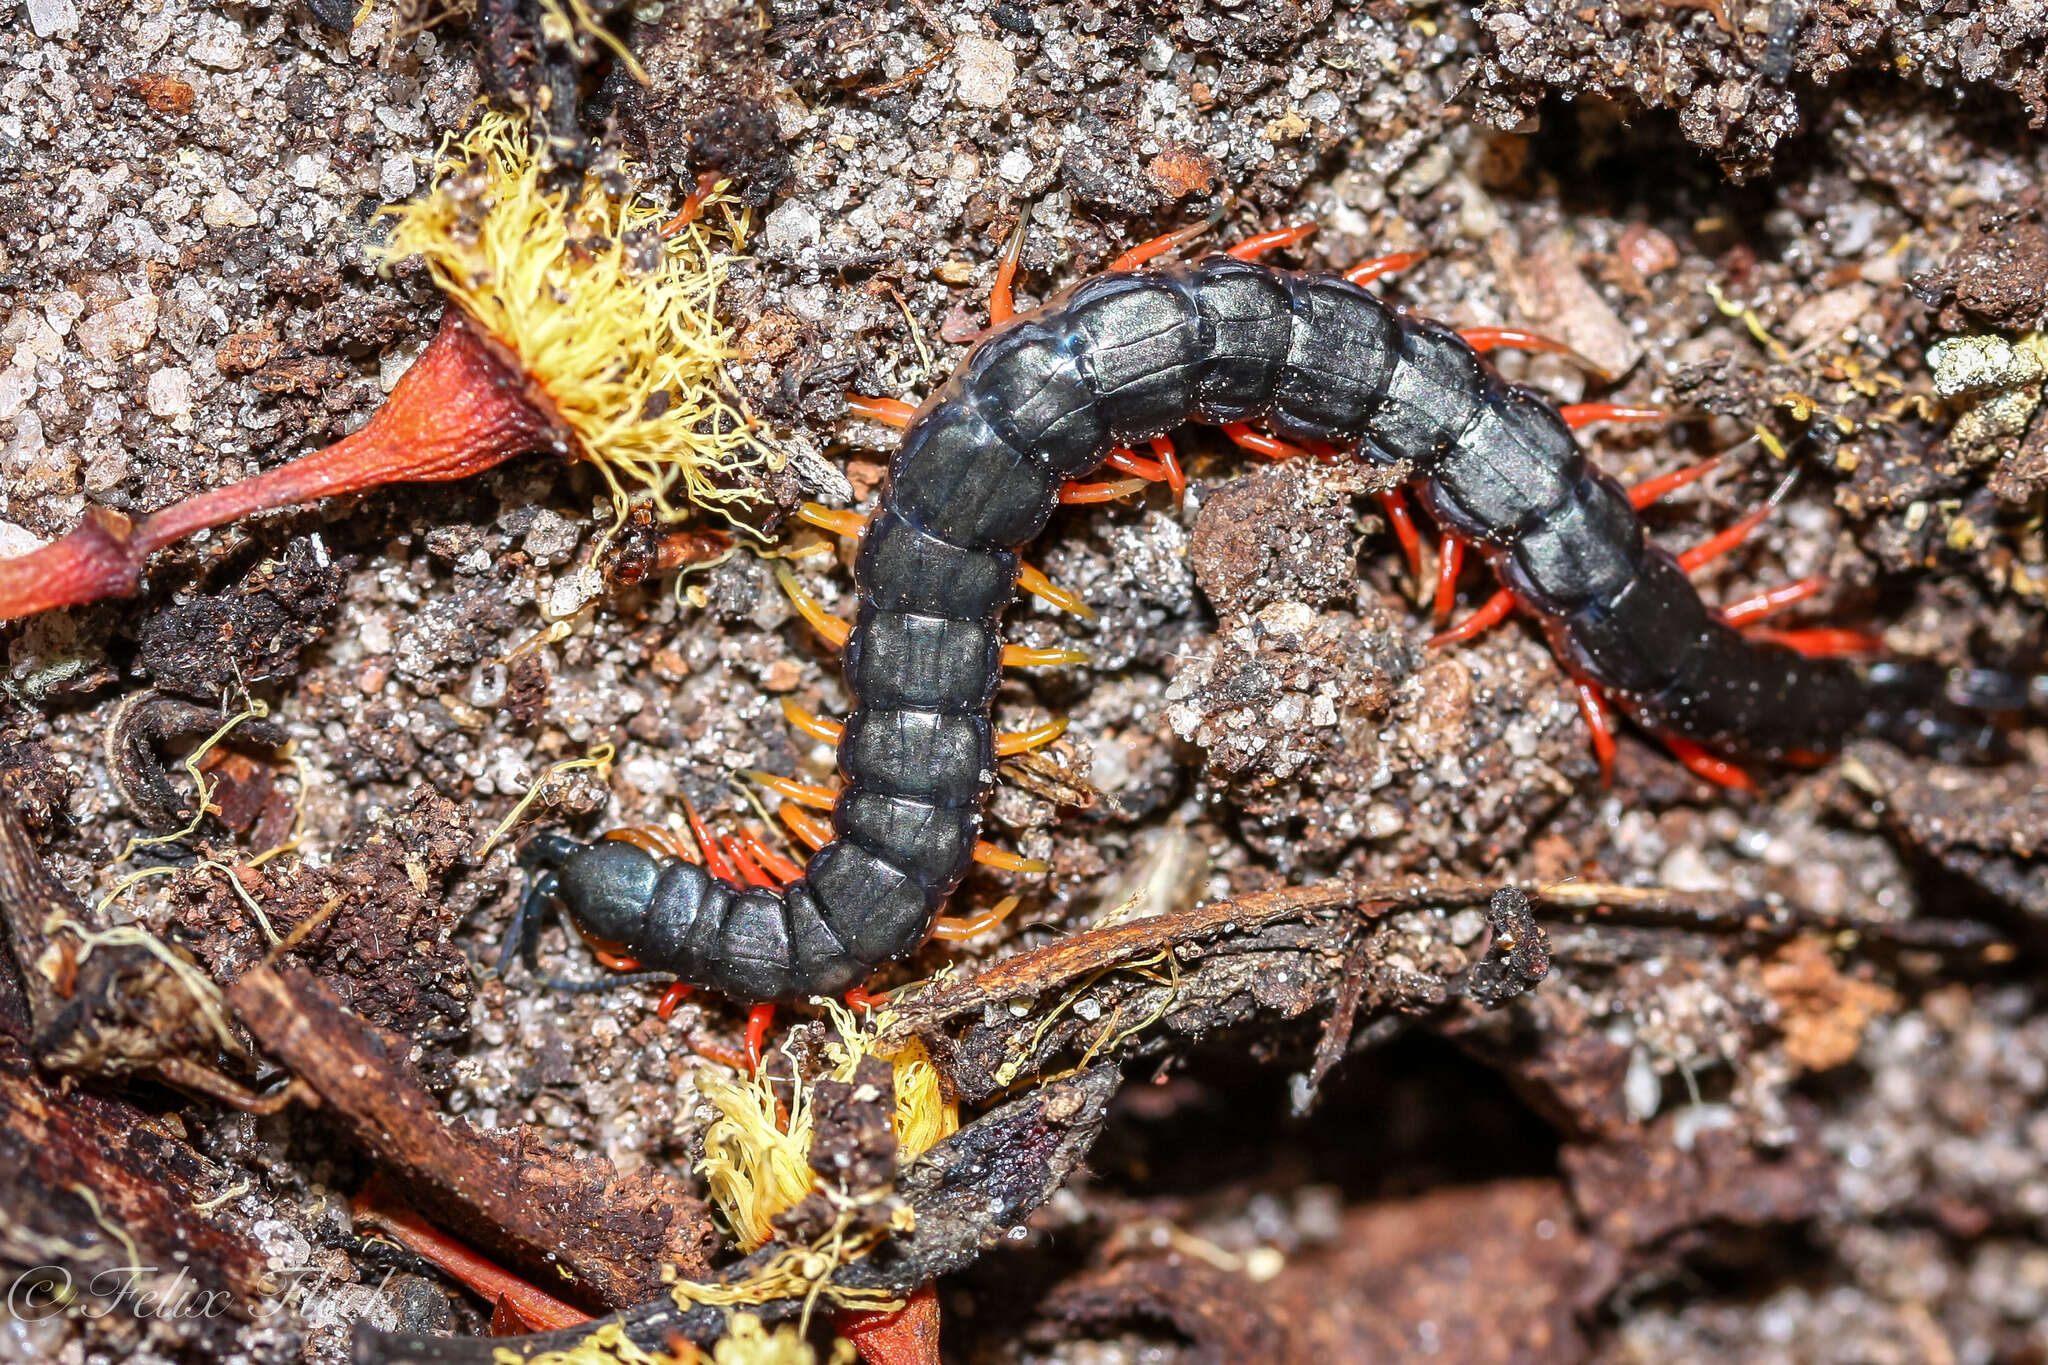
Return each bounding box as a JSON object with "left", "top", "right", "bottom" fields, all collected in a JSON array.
[
  {"left": 352, "top": 1064, "right": 1121, "bottom": 1363},
  {"left": 0, "top": 1035, "right": 271, "bottom": 1336},
  {"left": 1036, "top": 1179, "right": 1596, "bottom": 1364},
  {"left": 227, "top": 964, "right": 716, "bottom": 1312}
]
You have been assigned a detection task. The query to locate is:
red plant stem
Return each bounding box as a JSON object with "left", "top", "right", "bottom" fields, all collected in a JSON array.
[{"left": 0, "top": 308, "right": 567, "bottom": 623}]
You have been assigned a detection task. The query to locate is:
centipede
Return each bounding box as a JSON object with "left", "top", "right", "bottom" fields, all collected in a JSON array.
[{"left": 515, "top": 218, "right": 2034, "bottom": 1013}]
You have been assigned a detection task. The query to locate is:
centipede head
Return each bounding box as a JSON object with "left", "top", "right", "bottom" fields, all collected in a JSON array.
[{"left": 536, "top": 837, "right": 663, "bottom": 945}]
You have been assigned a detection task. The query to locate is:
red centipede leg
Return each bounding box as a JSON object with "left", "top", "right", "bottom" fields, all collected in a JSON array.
[
  {"left": 1103, "top": 448, "right": 1173, "bottom": 482},
  {"left": 1559, "top": 403, "right": 1670, "bottom": 431},
  {"left": 989, "top": 202, "right": 1032, "bottom": 326},
  {"left": 682, "top": 799, "right": 741, "bottom": 883},
  {"left": 720, "top": 836, "right": 780, "bottom": 891},
  {"left": 1663, "top": 736, "right": 1757, "bottom": 793},
  {"left": 1376, "top": 488, "right": 1425, "bottom": 582},
  {"left": 1627, "top": 456, "right": 1721, "bottom": 509},
  {"left": 1228, "top": 223, "right": 1318, "bottom": 261},
  {"left": 1744, "top": 627, "right": 1886, "bottom": 658},
  {"left": 843, "top": 986, "right": 883, "bottom": 1012},
  {"left": 1433, "top": 534, "right": 1465, "bottom": 626},
  {"left": 657, "top": 170, "right": 725, "bottom": 237},
  {"left": 736, "top": 828, "right": 807, "bottom": 886},
  {"left": 1574, "top": 682, "right": 1618, "bottom": 790},
  {"left": 1429, "top": 587, "right": 1516, "bottom": 648},
  {"left": 657, "top": 983, "right": 695, "bottom": 1020},
  {"left": 591, "top": 947, "right": 644, "bottom": 972},
  {"left": 1460, "top": 327, "right": 1581, "bottom": 360},
  {"left": 745, "top": 1003, "right": 777, "bottom": 1070},
  {"left": 1343, "top": 250, "right": 1427, "bottom": 287},
  {"left": 1150, "top": 435, "right": 1185, "bottom": 495},
  {"left": 1220, "top": 422, "right": 1312, "bottom": 461},
  {"left": 1676, "top": 504, "right": 1773, "bottom": 575},
  {"left": 1110, "top": 215, "right": 1220, "bottom": 271},
  {"left": 1719, "top": 575, "right": 1827, "bottom": 626}
]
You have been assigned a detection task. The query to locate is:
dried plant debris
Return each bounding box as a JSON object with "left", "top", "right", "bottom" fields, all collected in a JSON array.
[
  {"left": 1473, "top": 0, "right": 2048, "bottom": 180},
  {"left": 230, "top": 964, "right": 718, "bottom": 1312}
]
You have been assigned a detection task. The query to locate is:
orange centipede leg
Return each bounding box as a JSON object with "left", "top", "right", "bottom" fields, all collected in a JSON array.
[
  {"left": 843, "top": 986, "right": 884, "bottom": 1012},
  {"left": 773, "top": 565, "right": 852, "bottom": 648},
  {"left": 682, "top": 799, "right": 741, "bottom": 883},
  {"left": 1059, "top": 477, "right": 1150, "bottom": 504},
  {"left": 845, "top": 394, "right": 918, "bottom": 429},
  {"left": 989, "top": 202, "right": 1031, "bottom": 327},
  {"left": 1719, "top": 575, "right": 1827, "bottom": 626},
  {"left": 1376, "top": 488, "right": 1425, "bottom": 583},
  {"left": 932, "top": 894, "right": 1022, "bottom": 941},
  {"left": 995, "top": 717, "right": 1068, "bottom": 757},
  {"left": 780, "top": 697, "right": 846, "bottom": 745},
  {"left": 745, "top": 1003, "right": 777, "bottom": 1070},
  {"left": 1663, "top": 735, "right": 1757, "bottom": 792},
  {"left": 1342, "top": 249, "right": 1426, "bottom": 287},
  {"left": 1433, "top": 534, "right": 1465, "bottom": 626},
  {"left": 736, "top": 828, "right": 807, "bottom": 885},
  {"left": 799, "top": 502, "right": 871, "bottom": 538},
  {"left": 973, "top": 841, "right": 1050, "bottom": 874},
  {"left": 747, "top": 771, "right": 841, "bottom": 809},
  {"left": 1559, "top": 403, "right": 1669, "bottom": 431},
  {"left": 1575, "top": 681, "right": 1618, "bottom": 790},
  {"left": 1429, "top": 587, "right": 1516, "bottom": 648},
  {"left": 777, "top": 800, "right": 834, "bottom": 851},
  {"left": 1016, "top": 562, "right": 1096, "bottom": 619},
  {"left": 591, "top": 947, "right": 643, "bottom": 972},
  {"left": 1745, "top": 626, "right": 1886, "bottom": 658},
  {"left": 1628, "top": 456, "right": 1721, "bottom": 509},
  {"left": 657, "top": 982, "right": 696, "bottom": 1020},
  {"left": 604, "top": 826, "right": 678, "bottom": 858},
  {"left": 1002, "top": 644, "right": 1090, "bottom": 668},
  {"left": 1228, "top": 224, "right": 1318, "bottom": 260},
  {"left": 1110, "top": 216, "right": 1220, "bottom": 271}
]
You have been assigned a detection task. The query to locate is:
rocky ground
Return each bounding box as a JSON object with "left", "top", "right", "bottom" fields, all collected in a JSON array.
[{"left": 2, "top": 0, "right": 2046, "bottom": 1362}]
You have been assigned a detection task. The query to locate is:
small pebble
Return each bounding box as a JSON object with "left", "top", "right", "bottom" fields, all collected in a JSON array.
[{"left": 951, "top": 36, "right": 1017, "bottom": 110}]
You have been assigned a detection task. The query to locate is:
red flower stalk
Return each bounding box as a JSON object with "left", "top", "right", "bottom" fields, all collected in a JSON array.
[{"left": 0, "top": 310, "right": 563, "bottom": 623}]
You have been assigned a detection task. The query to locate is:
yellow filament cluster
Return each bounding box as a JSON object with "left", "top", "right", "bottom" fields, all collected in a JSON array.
[
  {"left": 696, "top": 1003, "right": 959, "bottom": 1253},
  {"left": 381, "top": 109, "right": 775, "bottom": 525}
]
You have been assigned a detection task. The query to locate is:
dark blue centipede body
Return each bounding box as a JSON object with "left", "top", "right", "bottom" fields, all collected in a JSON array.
[{"left": 526, "top": 255, "right": 1985, "bottom": 1002}]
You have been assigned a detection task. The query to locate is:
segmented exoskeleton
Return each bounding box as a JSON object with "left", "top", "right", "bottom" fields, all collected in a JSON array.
[{"left": 523, "top": 254, "right": 2021, "bottom": 1003}]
